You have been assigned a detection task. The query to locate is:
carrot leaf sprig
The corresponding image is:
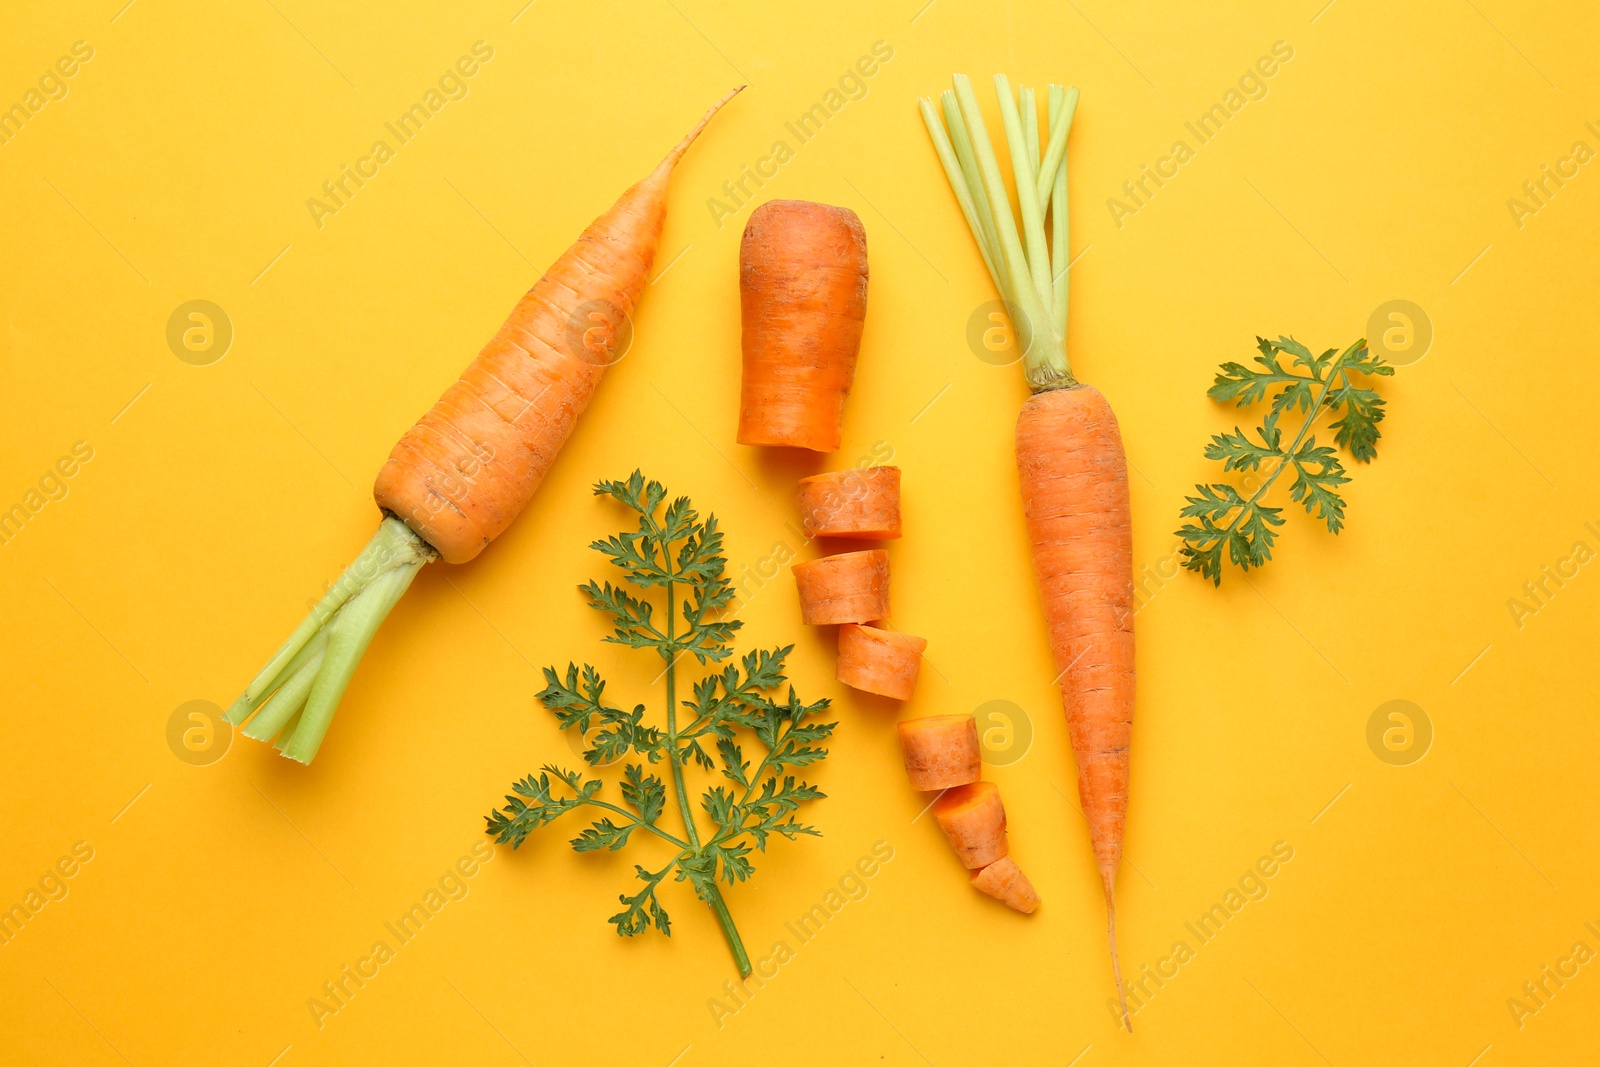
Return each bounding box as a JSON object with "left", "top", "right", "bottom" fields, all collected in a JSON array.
[
  {"left": 485, "top": 472, "right": 833, "bottom": 976},
  {"left": 1177, "top": 337, "right": 1395, "bottom": 585}
]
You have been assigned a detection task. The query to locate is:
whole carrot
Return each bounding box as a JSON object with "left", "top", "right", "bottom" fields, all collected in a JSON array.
[
  {"left": 225, "top": 87, "right": 743, "bottom": 763},
  {"left": 922, "top": 76, "right": 1135, "bottom": 1029}
]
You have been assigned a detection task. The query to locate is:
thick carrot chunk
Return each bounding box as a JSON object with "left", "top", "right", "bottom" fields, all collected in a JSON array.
[
  {"left": 838, "top": 623, "right": 925, "bottom": 700},
  {"left": 737, "top": 200, "right": 868, "bottom": 452},
  {"left": 933, "top": 781, "right": 1007, "bottom": 868},
  {"left": 792, "top": 549, "right": 888, "bottom": 624},
  {"left": 897, "top": 714, "right": 980, "bottom": 790},
  {"left": 797, "top": 466, "right": 902, "bottom": 539}
]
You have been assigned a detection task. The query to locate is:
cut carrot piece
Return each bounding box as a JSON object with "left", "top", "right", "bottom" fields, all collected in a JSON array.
[
  {"left": 933, "top": 781, "right": 1008, "bottom": 868},
  {"left": 792, "top": 549, "right": 888, "bottom": 624},
  {"left": 838, "top": 623, "right": 925, "bottom": 700},
  {"left": 897, "top": 714, "right": 979, "bottom": 790},
  {"left": 970, "top": 855, "right": 1040, "bottom": 914},
  {"left": 737, "top": 200, "right": 869, "bottom": 452},
  {"left": 796, "top": 466, "right": 902, "bottom": 539}
]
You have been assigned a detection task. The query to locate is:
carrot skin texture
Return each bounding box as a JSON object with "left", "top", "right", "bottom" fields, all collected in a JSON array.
[
  {"left": 792, "top": 549, "right": 888, "bottom": 624},
  {"left": 933, "top": 781, "right": 1008, "bottom": 868},
  {"left": 1015, "top": 384, "right": 1134, "bottom": 895},
  {"left": 797, "top": 466, "right": 902, "bottom": 539},
  {"left": 897, "top": 714, "right": 980, "bottom": 790},
  {"left": 837, "top": 623, "right": 925, "bottom": 699},
  {"left": 737, "top": 200, "right": 868, "bottom": 452},
  {"left": 970, "top": 855, "right": 1041, "bottom": 914},
  {"left": 374, "top": 89, "right": 741, "bottom": 564}
]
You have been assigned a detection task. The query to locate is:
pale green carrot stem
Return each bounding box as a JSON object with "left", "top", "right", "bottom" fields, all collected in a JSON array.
[
  {"left": 994, "top": 74, "right": 1053, "bottom": 316},
  {"left": 225, "top": 515, "right": 435, "bottom": 764},
  {"left": 950, "top": 74, "right": 1066, "bottom": 388},
  {"left": 226, "top": 517, "right": 430, "bottom": 723},
  {"left": 1021, "top": 85, "right": 1040, "bottom": 176},
  {"left": 941, "top": 92, "right": 1009, "bottom": 295},
  {"left": 1035, "top": 84, "right": 1079, "bottom": 206},
  {"left": 242, "top": 631, "right": 327, "bottom": 742},
  {"left": 920, "top": 97, "right": 1002, "bottom": 293},
  {"left": 1048, "top": 85, "right": 1072, "bottom": 339},
  {"left": 282, "top": 554, "right": 426, "bottom": 764}
]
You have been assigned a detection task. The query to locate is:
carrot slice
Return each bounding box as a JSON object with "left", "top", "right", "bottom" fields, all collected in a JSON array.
[
  {"left": 737, "top": 200, "right": 869, "bottom": 452},
  {"left": 837, "top": 623, "right": 925, "bottom": 700},
  {"left": 933, "top": 781, "right": 1007, "bottom": 868},
  {"left": 796, "top": 466, "right": 902, "bottom": 539},
  {"left": 970, "top": 855, "right": 1040, "bottom": 914},
  {"left": 792, "top": 549, "right": 888, "bottom": 624},
  {"left": 897, "top": 714, "right": 979, "bottom": 790}
]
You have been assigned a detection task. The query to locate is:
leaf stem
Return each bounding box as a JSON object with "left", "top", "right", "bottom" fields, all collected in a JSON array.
[
  {"left": 661, "top": 528, "right": 751, "bottom": 977},
  {"left": 701, "top": 883, "right": 752, "bottom": 977},
  {"left": 581, "top": 797, "right": 689, "bottom": 850}
]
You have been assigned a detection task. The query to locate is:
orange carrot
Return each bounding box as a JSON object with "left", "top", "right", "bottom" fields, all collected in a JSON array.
[
  {"left": 970, "top": 855, "right": 1040, "bottom": 914},
  {"left": 792, "top": 549, "right": 888, "bottom": 624},
  {"left": 796, "top": 466, "right": 902, "bottom": 539},
  {"left": 923, "top": 74, "right": 1134, "bottom": 1026},
  {"left": 837, "top": 623, "right": 924, "bottom": 699},
  {"left": 933, "top": 781, "right": 1008, "bottom": 868},
  {"left": 737, "top": 200, "right": 868, "bottom": 451},
  {"left": 1017, "top": 386, "right": 1132, "bottom": 897},
  {"left": 897, "top": 714, "right": 979, "bottom": 789},
  {"left": 224, "top": 88, "right": 743, "bottom": 764}
]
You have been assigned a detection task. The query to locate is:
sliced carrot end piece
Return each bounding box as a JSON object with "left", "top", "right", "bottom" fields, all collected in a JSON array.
[{"left": 970, "top": 855, "right": 1041, "bottom": 914}]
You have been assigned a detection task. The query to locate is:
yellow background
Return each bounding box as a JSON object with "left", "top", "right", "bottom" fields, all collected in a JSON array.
[{"left": 3, "top": 0, "right": 1597, "bottom": 1063}]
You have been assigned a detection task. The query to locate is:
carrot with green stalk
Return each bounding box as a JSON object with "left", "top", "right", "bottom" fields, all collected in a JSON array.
[
  {"left": 921, "top": 76, "right": 1136, "bottom": 1031},
  {"left": 223, "top": 87, "right": 743, "bottom": 764}
]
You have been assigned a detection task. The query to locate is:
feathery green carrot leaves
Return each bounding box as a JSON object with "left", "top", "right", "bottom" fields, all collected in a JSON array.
[
  {"left": 484, "top": 472, "right": 833, "bottom": 976},
  {"left": 1178, "top": 337, "right": 1396, "bottom": 585}
]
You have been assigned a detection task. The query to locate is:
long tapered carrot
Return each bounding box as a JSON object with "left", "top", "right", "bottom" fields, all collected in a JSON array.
[
  {"left": 224, "top": 87, "right": 743, "bottom": 763},
  {"left": 923, "top": 76, "right": 1134, "bottom": 1030}
]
